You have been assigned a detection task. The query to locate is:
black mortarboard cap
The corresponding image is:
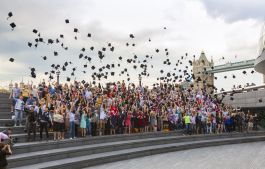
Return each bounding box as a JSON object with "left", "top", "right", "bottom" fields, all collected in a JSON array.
[
  {"left": 54, "top": 51, "right": 58, "bottom": 56},
  {"left": 48, "top": 39, "right": 54, "bottom": 44},
  {"left": 111, "top": 72, "right": 115, "bottom": 76},
  {"left": 9, "top": 58, "right": 14, "bottom": 62},
  {"left": 10, "top": 22, "right": 16, "bottom": 30},
  {"left": 42, "top": 56, "right": 47, "bottom": 60},
  {"left": 7, "top": 12, "right": 13, "bottom": 19},
  {"left": 65, "top": 19, "right": 69, "bottom": 23},
  {"left": 74, "top": 28, "right": 78, "bottom": 33},
  {"left": 67, "top": 77, "right": 71, "bottom": 81},
  {"left": 33, "top": 29, "right": 38, "bottom": 34},
  {"left": 87, "top": 33, "right": 91, "bottom": 37},
  {"left": 129, "top": 34, "right": 134, "bottom": 38},
  {"left": 28, "top": 42, "right": 32, "bottom": 47}
]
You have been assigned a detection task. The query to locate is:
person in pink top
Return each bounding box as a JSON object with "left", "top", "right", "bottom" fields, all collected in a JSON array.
[
  {"left": 0, "top": 133, "right": 9, "bottom": 143},
  {"left": 125, "top": 110, "right": 132, "bottom": 134}
]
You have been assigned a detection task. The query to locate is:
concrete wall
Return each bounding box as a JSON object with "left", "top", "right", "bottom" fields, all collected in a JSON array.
[{"left": 223, "top": 89, "right": 265, "bottom": 108}]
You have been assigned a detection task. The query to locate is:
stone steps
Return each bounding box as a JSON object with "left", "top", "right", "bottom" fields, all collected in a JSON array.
[
  {"left": 13, "top": 131, "right": 184, "bottom": 154},
  {"left": 0, "top": 126, "right": 25, "bottom": 134},
  {"left": 10, "top": 133, "right": 265, "bottom": 169},
  {"left": 11, "top": 132, "right": 54, "bottom": 143}
]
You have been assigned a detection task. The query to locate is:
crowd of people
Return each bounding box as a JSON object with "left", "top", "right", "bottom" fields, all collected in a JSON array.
[
  {"left": 2, "top": 80, "right": 259, "bottom": 142},
  {"left": 0, "top": 80, "right": 260, "bottom": 169}
]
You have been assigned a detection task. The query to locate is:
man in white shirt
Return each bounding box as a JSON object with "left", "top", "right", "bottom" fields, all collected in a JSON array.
[
  {"left": 14, "top": 96, "right": 24, "bottom": 126},
  {"left": 9, "top": 83, "right": 21, "bottom": 113}
]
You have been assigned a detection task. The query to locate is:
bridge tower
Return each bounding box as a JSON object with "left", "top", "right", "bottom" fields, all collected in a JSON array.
[{"left": 193, "top": 51, "right": 214, "bottom": 93}]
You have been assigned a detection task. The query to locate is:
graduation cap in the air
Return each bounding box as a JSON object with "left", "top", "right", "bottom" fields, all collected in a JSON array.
[
  {"left": 65, "top": 19, "right": 69, "bottom": 23},
  {"left": 31, "top": 72, "right": 36, "bottom": 78},
  {"left": 38, "top": 38, "right": 43, "bottom": 42},
  {"left": 90, "top": 46, "right": 94, "bottom": 51},
  {"left": 74, "top": 28, "right": 78, "bottom": 33},
  {"left": 259, "top": 98, "right": 262, "bottom": 103},
  {"left": 129, "top": 34, "right": 135, "bottom": 38},
  {"left": 10, "top": 22, "right": 16, "bottom": 30},
  {"left": 164, "top": 27, "right": 167, "bottom": 29},
  {"left": 28, "top": 42, "right": 32, "bottom": 47},
  {"left": 67, "top": 77, "right": 71, "bottom": 81},
  {"left": 232, "top": 75, "right": 236, "bottom": 79},
  {"left": 44, "top": 72, "right": 48, "bottom": 75},
  {"left": 126, "top": 43, "right": 129, "bottom": 46},
  {"left": 42, "top": 56, "right": 47, "bottom": 60},
  {"left": 33, "top": 29, "right": 38, "bottom": 34},
  {"left": 48, "top": 39, "right": 54, "bottom": 44},
  {"left": 9, "top": 58, "right": 14, "bottom": 62},
  {"left": 7, "top": 12, "right": 13, "bottom": 20},
  {"left": 251, "top": 70, "right": 255, "bottom": 74},
  {"left": 87, "top": 33, "right": 91, "bottom": 37},
  {"left": 91, "top": 66, "right": 96, "bottom": 70},
  {"left": 111, "top": 72, "right": 115, "bottom": 76},
  {"left": 155, "top": 49, "right": 159, "bottom": 53},
  {"left": 118, "top": 56, "right": 122, "bottom": 60},
  {"left": 242, "top": 70, "right": 247, "bottom": 74},
  {"left": 79, "top": 54, "right": 83, "bottom": 59},
  {"left": 110, "top": 46, "right": 114, "bottom": 52},
  {"left": 54, "top": 51, "right": 58, "bottom": 56}
]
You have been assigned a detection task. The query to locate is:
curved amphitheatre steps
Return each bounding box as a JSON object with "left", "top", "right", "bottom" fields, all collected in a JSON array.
[{"left": 8, "top": 131, "right": 265, "bottom": 169}]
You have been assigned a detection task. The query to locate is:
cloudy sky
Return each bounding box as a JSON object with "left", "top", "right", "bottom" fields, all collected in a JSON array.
[{"left": 0, "top": 0, "right": 264, "bottom": 90}]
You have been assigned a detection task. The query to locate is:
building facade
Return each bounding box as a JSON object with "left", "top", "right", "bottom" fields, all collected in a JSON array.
[{"left": 192, "top": 51, "right": 214, "bottom": 93}]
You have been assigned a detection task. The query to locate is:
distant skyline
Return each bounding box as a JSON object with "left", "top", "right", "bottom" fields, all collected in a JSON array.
[{"left": 0, "top": 0, "right": 264, "bottom": 90}]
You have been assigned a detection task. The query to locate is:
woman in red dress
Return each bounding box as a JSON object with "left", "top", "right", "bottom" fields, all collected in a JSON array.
[{"left": 125, "top": 110, "right": 132, "bottom": 134}]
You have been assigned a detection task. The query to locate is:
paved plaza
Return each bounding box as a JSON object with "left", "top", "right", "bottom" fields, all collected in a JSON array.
[{"left": 87, "top": 142, "right": 265, "bottom": 169}]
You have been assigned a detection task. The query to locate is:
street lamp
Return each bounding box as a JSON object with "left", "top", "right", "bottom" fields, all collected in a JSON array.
[
  {"left": 56, "top": 70, "right": 60, "bottom": 84},
  {"left": 138, "top": 74, "right": 142, "bottom": 87}
]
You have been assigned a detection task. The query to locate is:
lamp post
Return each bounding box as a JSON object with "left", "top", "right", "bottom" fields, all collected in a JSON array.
[
  {"left": 138, "top": 74, "right": 142, "bottom": 87},
  {"left": 56, "top": 70, "right": 60, "bottom": 84}
]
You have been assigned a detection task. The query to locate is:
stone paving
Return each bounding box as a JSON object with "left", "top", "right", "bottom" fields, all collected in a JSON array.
[{"left": 86, "top": 142, "right": 265, "bottom": 169}]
